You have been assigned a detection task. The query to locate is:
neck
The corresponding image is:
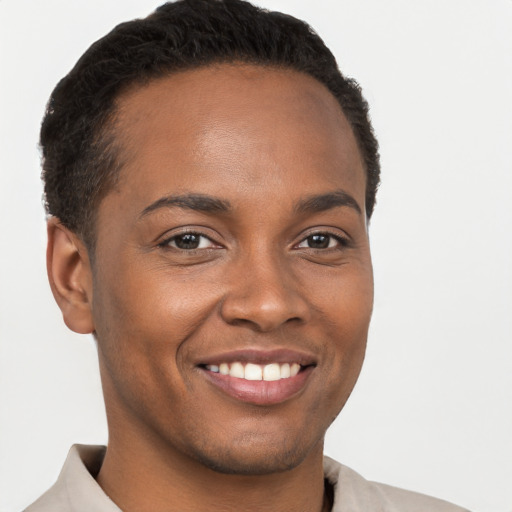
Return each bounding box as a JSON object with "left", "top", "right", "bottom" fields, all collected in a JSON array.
[{"left": 97, "top": 425, "right": 329, "bottom": 512}]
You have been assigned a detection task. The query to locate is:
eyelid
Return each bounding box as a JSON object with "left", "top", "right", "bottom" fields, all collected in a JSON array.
[
  {"left": 296, "top": 235, "right": 339, "bottom": 249},
  {"left": 168, "top": 234, "right": 215, "bottom": 250},
  {"left": 157, "top": 227, "right": 223, "bottom": 250},
  {"left": 293, "top": 227, "right": 351, "bottom": 248}
]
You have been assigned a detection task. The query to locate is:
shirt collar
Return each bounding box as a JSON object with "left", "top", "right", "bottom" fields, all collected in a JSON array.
[{"left": 54, "top": 445, "right": 121, "bottom": 512}]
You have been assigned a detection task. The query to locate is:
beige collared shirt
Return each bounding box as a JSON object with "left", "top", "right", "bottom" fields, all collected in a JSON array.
[{"left": 24, "top": 445, "right": 469, "bottom": 511}]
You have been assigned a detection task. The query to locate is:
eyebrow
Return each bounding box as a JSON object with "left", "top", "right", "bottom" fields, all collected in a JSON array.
[
  {"left": 139, "top": 189, "right": 361, "bottom": 219},
  {"left": 295, "top": 190, "right": 362, "bottom": 215},
  {"left": 139, "top": 193, "right": 232, "bottom": 218}
]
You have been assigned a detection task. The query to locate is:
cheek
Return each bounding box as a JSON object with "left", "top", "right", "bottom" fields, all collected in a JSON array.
[
  {"left": 90, "top": 260, "right": 224, "bottom": 409},
  {"left": 93, "top": 258, "right": 220, "bottom": 344},
  {"left": 310, "top": 260, "right": 373, "bottom": 393},
  {"left": 91, "top": 264, "right": 219, "bottom": 419},
  {"left": 308, "top": 258, "right": 374, "bottom": 333}
]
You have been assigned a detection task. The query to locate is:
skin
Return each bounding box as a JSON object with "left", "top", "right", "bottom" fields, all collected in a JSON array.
[{"left": 47, "top": 64, "right": 374, "bottom": 512}]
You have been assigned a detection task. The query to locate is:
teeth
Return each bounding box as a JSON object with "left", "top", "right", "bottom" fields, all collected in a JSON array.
[
  {"left": 230, "top": 362, "right": 245, "bottom": 379},
  {"left": 280, "top": 363, "right": 291, "bottom": 378},
  {"left": 244, "top": 363, "right": 263, "bottom": 380},
  {"left": 263, "top": 363, "right": 281, "bottom": 381},
  {"left": 205, "top": 362, "right": 304, "bottom": 381}
]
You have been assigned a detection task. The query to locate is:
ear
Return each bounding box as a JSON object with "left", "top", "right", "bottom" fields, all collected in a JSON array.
[{"left": 46, "top": 218, "right": 95, "bottom": 334}]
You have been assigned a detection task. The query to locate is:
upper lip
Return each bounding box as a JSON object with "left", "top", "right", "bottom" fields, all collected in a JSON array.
[{"left": 197, "top": 348, "right": 317, "bottom": 367}]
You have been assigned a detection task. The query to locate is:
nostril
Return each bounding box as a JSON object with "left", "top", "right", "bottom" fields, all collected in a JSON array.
[{"left": 219, "top": 294, "right": 310, "bottom": 332}]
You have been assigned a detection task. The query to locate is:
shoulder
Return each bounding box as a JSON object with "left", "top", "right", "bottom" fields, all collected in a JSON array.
[
  {"left": 23, "top": 445, "right": 119, "bottom": 512},
  {"left": 324, "top": 456, "right": 471, "bottom": 512}
]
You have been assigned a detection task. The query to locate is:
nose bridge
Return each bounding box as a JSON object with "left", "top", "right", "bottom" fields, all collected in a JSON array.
[{"left": 220, "top": 241, "right": 309, "bottom": 331}]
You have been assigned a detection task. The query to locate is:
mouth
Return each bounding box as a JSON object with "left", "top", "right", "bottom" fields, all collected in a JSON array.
[
  {"left": 197, "top": 349, "right": 316, "bottom": 405},
  {"left": 203, "top": 361, "right": 302, "bottom": 381}
]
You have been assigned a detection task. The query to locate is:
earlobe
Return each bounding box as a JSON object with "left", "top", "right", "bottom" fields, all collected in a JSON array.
[{"left": 46, "top": 218, "right": 95, "bottom": 334}]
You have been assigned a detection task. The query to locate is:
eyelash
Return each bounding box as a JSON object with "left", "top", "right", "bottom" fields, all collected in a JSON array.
[
  {"left": 294, "top": 232, "right": 349, "bottom": 250},
  {"left": 158, "top": 231, "right": 218, "bottom": 251},
  {"left": 158, "top": 230, "right": 349, "bottom": 252}
]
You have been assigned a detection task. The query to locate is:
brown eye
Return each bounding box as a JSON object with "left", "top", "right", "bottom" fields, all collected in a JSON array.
[
  {"left": 174, "top": 234, "right": 201, "bottom": 249},
  {"left": 297, "top": 233, "right": 341, "bottom": 249},
  {"left": 306, "top": 234, "right": 330, "bottom": 249},
  {"left": 164, "top": 233, "right": 216, "bottom": 250}
]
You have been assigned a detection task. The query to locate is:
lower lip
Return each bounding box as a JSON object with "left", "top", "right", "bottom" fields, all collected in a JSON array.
[{"left": 200, "top": 366, "right": 314, "bottom": 405}]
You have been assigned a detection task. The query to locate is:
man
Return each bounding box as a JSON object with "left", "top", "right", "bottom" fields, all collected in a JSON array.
[{"left": 25, "top": 0, "right": 469, "bottom": 510}]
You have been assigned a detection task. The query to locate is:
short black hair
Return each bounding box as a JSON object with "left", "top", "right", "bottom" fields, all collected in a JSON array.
[{"left": 41, "top": 0, "right": 380, "bottom": 249}]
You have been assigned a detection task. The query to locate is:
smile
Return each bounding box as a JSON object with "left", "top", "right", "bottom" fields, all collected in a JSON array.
[
  {"left": 197, "top": 350, "right": 316, "bottom": 405},
  {"left": 205, "top": 362, "right": 301, "bottom": 381}
]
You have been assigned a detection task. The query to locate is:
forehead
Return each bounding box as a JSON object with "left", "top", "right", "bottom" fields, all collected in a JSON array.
[{"left": 109, "top": 64, "right": 365, "bottom": 210}]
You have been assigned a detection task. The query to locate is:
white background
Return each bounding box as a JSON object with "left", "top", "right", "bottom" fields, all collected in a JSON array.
[{"left": 0, "top": 1, "right": 511, "bottom": 511}]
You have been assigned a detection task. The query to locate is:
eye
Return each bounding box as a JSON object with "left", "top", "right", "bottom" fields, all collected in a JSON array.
[
  {"left": 161, "top": 232, "right": 217, "bottom": 250},
  {"left": 296, "top": 233, "right": 346, "bottom": 250}
]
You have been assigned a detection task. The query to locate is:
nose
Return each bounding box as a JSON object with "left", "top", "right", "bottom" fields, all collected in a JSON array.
[{"left": 220, "top": 252, "right": 311, "bottom": 332}]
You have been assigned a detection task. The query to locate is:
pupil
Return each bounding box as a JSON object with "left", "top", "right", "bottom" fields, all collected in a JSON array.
[
  {"left": 176, "top": 234, "right": 200, "bottom": 249},
  {"left": 308, "top": 234, "right": 329, "bottom": 249}
]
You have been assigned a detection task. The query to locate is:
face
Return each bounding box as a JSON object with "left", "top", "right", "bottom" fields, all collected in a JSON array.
[{"left": 90, "top": 64, "right": 373, "bottom": 474}]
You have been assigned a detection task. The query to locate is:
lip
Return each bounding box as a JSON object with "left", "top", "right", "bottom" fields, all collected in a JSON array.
[
  {"left": 196, "top": 348, "right": 317, "bottom": 406},
  {"left": 200, "top": 365, "right": 314, "bottom": 405},
  {"left": 197, "top": 348, "right": 317, "bottom": 367}
]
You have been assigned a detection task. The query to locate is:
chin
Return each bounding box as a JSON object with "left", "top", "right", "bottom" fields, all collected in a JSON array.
[{"left": 185, "top": 432, "right": 321, "bottom": 476}]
